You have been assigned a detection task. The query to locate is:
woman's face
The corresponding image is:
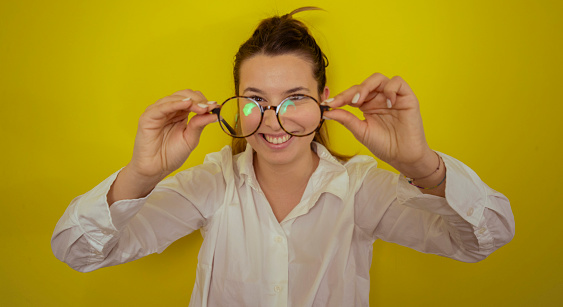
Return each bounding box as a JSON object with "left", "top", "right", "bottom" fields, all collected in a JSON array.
[{"left": 238, "top": 53, "right": 328, "bottom": 167}]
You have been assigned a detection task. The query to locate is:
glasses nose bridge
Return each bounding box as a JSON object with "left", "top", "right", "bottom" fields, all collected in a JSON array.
[
  {"left": 262, "top": 105, "right": 277, "bottom": 112},
  {"left": 261, "top": 104, "right": 279, "bottom": 119},
  {"left": 260, "top": 103, "right": 282, "bottom": 128}
]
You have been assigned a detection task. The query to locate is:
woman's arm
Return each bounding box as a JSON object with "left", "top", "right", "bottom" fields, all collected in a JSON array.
[
  {"left": 354, "top": 153, "right": 514, "bottom": 262},
  {"left": 107, "top": 89, "right": 218, "bottom": 205},
  {"left": 51, "top": 89, "right": 222, "bottom": 272},
  {"left": 51, "top": 157, "right": 227, "bottom": 272},
  {"left": 327, "top": 73, "right": 513, "bottom": 260}
]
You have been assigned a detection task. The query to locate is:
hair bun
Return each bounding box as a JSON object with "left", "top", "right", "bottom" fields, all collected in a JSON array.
[{"left": 285, "top": 6, "right": 324, "bottom": 18}]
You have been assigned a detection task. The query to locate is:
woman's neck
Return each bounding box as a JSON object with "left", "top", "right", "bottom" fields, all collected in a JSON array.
[{"left": 253, "top": 148, "right": 320, "bottom": 190}]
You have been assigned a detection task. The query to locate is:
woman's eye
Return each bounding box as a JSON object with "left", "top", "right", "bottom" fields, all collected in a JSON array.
[
  {"left": 288, "top": 95, "right": 306, "bottom": 101},
  {"left": 250, "top": 96, "right": 264, "bottom": 102}
]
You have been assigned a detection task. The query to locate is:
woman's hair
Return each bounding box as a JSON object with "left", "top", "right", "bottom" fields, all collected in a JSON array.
[{"left": 231, "top": 6, "right": 351, "bottom": 161}]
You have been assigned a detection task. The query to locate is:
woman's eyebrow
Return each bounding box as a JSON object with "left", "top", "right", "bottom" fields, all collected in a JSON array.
[
  {"left": 242, "top": 86, "right": 310, "bottom": 95},
  {"left": 242, "top": 87, "right": 265, "bottom": 95},
  {"left": 284, "top": 87, "right": 310, "bottom": 95}
]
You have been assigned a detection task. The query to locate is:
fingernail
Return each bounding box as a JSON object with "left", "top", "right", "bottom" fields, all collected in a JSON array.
[
  {"left": 207, "top": 100, "right": 217, "bottom": 105},
  {"left": 352, "top": 93, "right": 360, "bottom": 104},
  {"left": 322, "top": 98, "right": 334, "bottom": 106},
  {"left": 182, "top": 97, "right": 191, "bottom": 101},
  {"left": 322, "top": 116, "right": 332, "bottom": 121},
  {"left": 197, "top": 103, "right": 208, "bottom": 108},
  {"left": 386, "top": 99, "right": 392, "bottom": 108}
]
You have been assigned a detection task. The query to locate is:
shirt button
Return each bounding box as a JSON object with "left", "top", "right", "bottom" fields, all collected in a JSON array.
[
  {"left": 274, "top": 285, "right": 282, "bottom": 293},
  {"left": 466, "top": 207, "right": 475, "bottom": 216},
  {"left": 230, "top": 203, "right": 238, "bottom": 206},
  {"left": 478, "top": 227, "right": 487, "bottom": 234},
  {"left": 274, "top": 236, "right": 283, "bottom": 243}
]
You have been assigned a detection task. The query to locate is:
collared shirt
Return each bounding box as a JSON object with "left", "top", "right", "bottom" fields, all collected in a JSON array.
[{"left": 51, "top": 142, "right": 515, "bottom": 307}]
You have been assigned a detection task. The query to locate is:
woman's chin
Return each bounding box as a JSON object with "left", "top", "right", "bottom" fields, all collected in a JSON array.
[{"left": 247, "top": 133, "right": 313, "bottom": 166}]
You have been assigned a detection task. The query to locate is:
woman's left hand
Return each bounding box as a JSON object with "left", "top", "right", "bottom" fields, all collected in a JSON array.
[{"left": 323, "top": 73, "right": 435, "bottom": 177}]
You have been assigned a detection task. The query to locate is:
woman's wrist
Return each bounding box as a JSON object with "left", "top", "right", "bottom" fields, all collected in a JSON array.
[
  {"left": 393, "top": 149, "right": 447, "bottom": 196},
  {"left": 107, "top": 164, "right": 162, "bottom": 206},
  {"left": 393, "top": 149, "right": 437, "bottom": 179}
]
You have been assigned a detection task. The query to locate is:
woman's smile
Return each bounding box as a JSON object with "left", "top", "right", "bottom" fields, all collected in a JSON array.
[{"left": 261, "top": 133, "right": 292, "bottom": 145}]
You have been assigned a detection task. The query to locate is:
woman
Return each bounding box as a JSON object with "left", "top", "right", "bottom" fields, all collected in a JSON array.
[{"left": 51, "top": 7, "right": 515, "bottom": 306}]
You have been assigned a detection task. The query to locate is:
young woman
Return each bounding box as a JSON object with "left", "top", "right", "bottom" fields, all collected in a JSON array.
[{"left": 52, "top": 7, "right": 515, "bottom": 306}]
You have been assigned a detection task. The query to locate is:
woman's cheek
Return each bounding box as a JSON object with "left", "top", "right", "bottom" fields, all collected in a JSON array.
[{"left": 240, "top": 113, "right": 261, "bottom": 135}]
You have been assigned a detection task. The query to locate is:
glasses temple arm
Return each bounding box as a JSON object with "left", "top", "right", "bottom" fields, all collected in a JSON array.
[
  {"left": 223, "top": 120, "right": 237, "bottom": 135},
  {"left": 211, "top": 108, "right": 237, "bottom": 135}
]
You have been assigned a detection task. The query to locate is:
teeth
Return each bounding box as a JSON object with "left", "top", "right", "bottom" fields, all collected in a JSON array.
[{"left": 264, "top": 134, "right": 291, "bottom": 144}]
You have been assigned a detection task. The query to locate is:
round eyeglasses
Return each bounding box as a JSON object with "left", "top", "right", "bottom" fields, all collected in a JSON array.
[{"left": 211, "top": 94, "right": 329, "bottom": 138}]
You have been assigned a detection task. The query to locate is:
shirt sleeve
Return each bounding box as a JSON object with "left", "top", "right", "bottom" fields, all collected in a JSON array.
[
  {"left": 354, "top": 152, "right": 515, "bottom": 262},
  {"left": 51, "top": 154, "right": 228, "bottom": 273}
]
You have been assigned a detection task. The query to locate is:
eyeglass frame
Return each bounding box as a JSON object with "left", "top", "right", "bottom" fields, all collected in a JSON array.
[{"left": 210, "top": 94, "right": 329, "bottom": 138}]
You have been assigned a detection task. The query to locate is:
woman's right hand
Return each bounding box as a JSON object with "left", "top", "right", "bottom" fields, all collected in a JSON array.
[{"left": 108, "top": 89, "right": 217, "bottom": 204}]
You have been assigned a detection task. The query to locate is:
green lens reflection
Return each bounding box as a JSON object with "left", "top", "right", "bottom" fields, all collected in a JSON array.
[
  {"left": 243, "top": 103, "right": 257, "bottom": 116},
  {"left": 280, "top": 99, "right": 295, "bottom": 116}
]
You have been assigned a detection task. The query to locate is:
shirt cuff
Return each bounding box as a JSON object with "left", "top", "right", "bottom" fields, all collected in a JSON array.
[
  {"left": 73, "top": 169, "right": 150, "bottom": 248},
  {"left": 397, "top": 152, "right": 487, "bottom": 227}
]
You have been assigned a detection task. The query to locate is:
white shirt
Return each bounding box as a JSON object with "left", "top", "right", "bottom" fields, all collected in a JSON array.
[{"left": 51, "top": 142, "right": 515, "bottom": 306}]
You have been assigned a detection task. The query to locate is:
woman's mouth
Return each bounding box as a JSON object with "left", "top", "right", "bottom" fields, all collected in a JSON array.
[{"left": 262, "top": 133, "right": 292, "bottom": 145}]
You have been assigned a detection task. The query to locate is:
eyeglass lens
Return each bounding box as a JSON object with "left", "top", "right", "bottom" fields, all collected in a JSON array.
[{"left": 216, "top": 96, "right": 322, "bottom": 137}]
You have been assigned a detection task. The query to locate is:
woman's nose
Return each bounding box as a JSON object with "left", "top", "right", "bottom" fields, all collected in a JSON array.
[{"left": 262, "top": 106, "right": 281, "bottom": 130}]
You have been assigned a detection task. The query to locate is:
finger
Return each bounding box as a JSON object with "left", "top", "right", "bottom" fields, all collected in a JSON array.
[
  {"left": 189, "top": 99, "right": 218, "bottom": 114},
  {"left": 323, "top": 84, "right": 362, "bottom": 108},
  {"left": 325, "top": 73, "right": 390, "bottom": 108},
  {"left": 146, "top": 99, "right": 192, "bottom": 121},
  {"left": 157, "top": 89, "right": 208, "bottom": 106},
  {"left": 167, "top": 109, "right": 191, "bottom": 124},
  {"left": 170, "top": 90, "right": 218, "bottom": 113},
  {"left": 159, "top": 95, "right": 216, "bottom": 114},
  {"left": 184, "top": 113, "right": 218, "bottom": 147},
  {"left": 322, "top": 109, "right": 366, "bottom": 139},
  {"left": 170, "top": 89, "right": 207, "bottom": 101},
  {"left": 187, "top": 112, "right": 218, "bottom": 130},
  {"left": 362, "top": 74, "right": 391, "bottom": 107},
  {"left": 383, "top": 76, "right": 415, "bottom": 106},
  {"left": 146, "top": 98, "right": 215, "bottom": 128}
]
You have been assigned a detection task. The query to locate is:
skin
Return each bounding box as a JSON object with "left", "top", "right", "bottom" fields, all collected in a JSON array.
[
  {"left": 107, "top": 53, "right": 446, "bottom": 219},
  {"left": 322, "top": 73, "right": 446, "bottom": 197},
  {"left": 238, "top": 54, "right": 329, "bottom": 221},
  {"left": 239, "top": 55, "right": 326, "bottom": 167}
]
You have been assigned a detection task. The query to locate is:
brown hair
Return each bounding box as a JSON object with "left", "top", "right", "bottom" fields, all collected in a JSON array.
[{"left": 231, "top": 7, "right": 351, "bottom": 161}]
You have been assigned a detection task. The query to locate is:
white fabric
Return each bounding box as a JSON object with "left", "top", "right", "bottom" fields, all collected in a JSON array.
[{"left": 51, "top": 142, "right": 514, "bottom": 307}]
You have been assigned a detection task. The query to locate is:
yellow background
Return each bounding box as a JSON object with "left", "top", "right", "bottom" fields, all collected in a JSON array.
[{"left": 1, "top": 0, "right": 561, "bottom": 305}]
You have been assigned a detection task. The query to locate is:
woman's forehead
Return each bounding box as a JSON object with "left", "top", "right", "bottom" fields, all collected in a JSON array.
[{"left": 239, "top": 54, "right": 317, "bottom": 95}]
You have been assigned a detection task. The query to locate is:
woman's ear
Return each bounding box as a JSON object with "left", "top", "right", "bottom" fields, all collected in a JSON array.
[{"left": 322, "top": 86, "right": 330, "bottom": 101}]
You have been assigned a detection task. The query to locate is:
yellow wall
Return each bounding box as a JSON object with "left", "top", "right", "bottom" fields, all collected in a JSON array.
[{"left": 1, "top": 0, "right": 561, "bottom": 305}]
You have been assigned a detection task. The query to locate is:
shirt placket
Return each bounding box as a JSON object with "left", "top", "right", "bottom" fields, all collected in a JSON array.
[
  {"left": 250, "top": 179, "right": 290, "bottom": 307},
  {"left": 269, "top": 228, "right": 289, "bottom": 307}
]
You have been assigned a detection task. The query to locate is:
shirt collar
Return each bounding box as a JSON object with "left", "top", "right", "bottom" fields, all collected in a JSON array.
[
  {"left": 234, "top": 142, "right": 349, "bottom": 200},
  {"left": 236, "top": 143, "right": 259, "bottom": 190},
  {"left": 308, "top": 142, "right": 349, "bottom": 201}
]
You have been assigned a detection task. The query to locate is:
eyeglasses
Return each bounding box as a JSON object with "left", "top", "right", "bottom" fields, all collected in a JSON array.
[{"left": 211, "top": 94, "right": 329, "bottom": 138}]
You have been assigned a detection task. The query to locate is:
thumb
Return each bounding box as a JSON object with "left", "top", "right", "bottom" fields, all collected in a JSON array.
[
  {"left": 184, "top": 113, "right": 217, "bottom": 149},
  {"left": 323, "top": 109, "right": 366, "bottom": 139}
]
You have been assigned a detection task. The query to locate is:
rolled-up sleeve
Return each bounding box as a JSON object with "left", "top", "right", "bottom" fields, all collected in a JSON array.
[
  {"left": 51, "top": 152, "right": 228, "bottom": 272},
  {"left": 356, "top": 152, "right": 515, "bottom": 262}
]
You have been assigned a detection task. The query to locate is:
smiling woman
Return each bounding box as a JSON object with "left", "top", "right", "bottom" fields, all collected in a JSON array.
[
  {"left": 239, "top": 54, "right": 327, "bottom": 168},
  {"left": 51, "top": 6, "right": 515, "bottom": 307},
  {"left": 230, "top": 7, "right": 338, "bottom": 160}
]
